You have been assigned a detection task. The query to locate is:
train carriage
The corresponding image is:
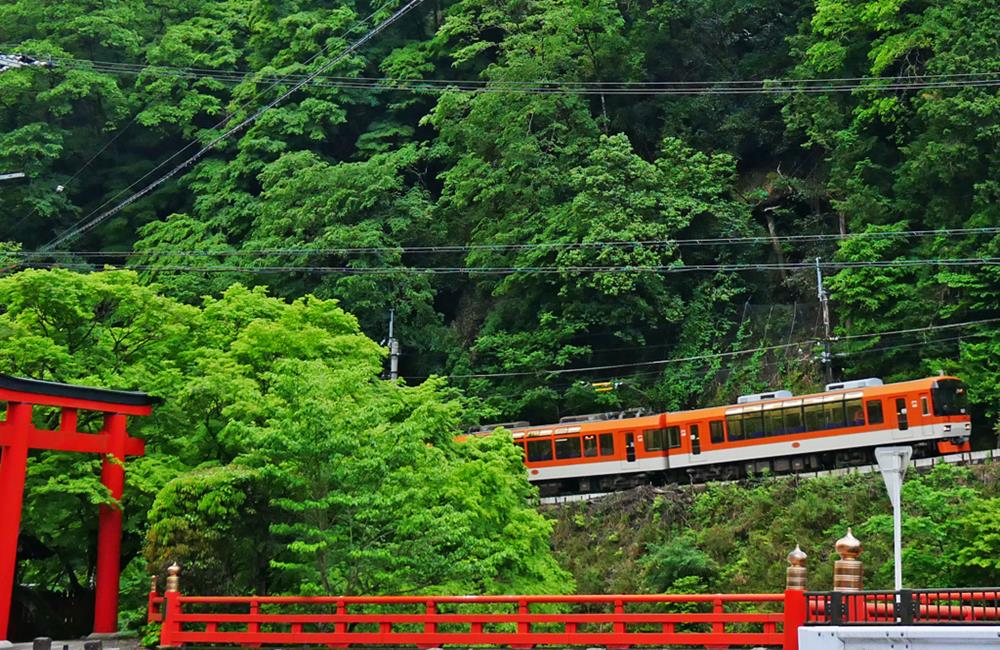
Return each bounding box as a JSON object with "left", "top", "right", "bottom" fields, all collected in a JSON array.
[{"left": 471, "top": 376, "right": 972, "bottom": 496}]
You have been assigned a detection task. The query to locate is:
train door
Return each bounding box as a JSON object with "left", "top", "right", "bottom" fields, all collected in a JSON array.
[
  {"left": 625, "top": 432, "right": 636, "bottom": 462},
  {"left": 689, "top": 424, "right": 701, "bottom": 460},
  {"left": 894, "top": 397, "right": 909, "bottom": 437}
]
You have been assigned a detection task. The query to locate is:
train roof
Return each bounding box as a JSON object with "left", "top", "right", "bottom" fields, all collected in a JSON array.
[
  {"left": 483, "top": 376, "right": 963, "bottom": 435},
  {"left": 670, "top": 375, "right": 961, "bottom": 420}
]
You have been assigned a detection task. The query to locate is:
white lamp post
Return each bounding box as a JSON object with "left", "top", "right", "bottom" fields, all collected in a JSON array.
[{"left": 875, "top": 446, "right": 912, "bottom": 592}]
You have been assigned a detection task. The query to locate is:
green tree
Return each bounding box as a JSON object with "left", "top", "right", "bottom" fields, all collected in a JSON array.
[{"left": 0, "top": 269, "right": 567, "bottom": 630}]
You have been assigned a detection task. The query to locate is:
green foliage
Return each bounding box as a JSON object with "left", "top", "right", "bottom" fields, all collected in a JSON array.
[
  {"left": 4, "top": 0, "right": 1000, "bottom": 631},
  {"left": 4, "top": 0, "right": 998, "bottom": 431},
  {"left": 785, "top": 0, "right": 1000, "bottom": 402},
  {"left": 0, "top": 270, "right": 567, "bottom": 632},
  {"left": 641, "top": 534, "right": 719, "bottom": 592},
  {"left": 551, "top": 463, "right": 1000, "bottom": 595}
]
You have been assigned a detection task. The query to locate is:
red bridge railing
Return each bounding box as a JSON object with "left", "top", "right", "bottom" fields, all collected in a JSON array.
[{"left": 150, "top": 584, "right": 807, "bottom": 649}]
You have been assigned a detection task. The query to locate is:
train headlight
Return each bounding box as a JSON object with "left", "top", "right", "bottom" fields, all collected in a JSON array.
[{"left": 943, "top": 424, "right": 951, "bottom": 432}]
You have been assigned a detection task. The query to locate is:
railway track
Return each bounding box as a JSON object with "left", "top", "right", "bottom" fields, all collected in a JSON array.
[{"left": 538, "top": 447, "right": 1000, "bottom": 505}]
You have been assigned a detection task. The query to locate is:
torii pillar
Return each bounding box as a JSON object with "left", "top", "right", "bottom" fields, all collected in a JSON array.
[{"left": 0, "top": 374, "right": 159, "bottom": 644}]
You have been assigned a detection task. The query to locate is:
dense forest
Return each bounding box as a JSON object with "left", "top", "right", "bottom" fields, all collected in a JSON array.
[
  {"left": 1, "top": 0, "right": 999, "bottom": 638},
  {"left": 3, "top": 0, "right": 998, "bottom": 424}
]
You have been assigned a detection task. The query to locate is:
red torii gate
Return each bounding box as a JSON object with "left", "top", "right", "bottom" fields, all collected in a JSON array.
[{"left": 0, "top": 374, "right": 159, "bottom": 643}]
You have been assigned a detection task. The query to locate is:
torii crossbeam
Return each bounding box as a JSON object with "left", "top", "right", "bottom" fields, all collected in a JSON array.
[{"left": 0, "top": 375, "right": 159, "bottom": 644}]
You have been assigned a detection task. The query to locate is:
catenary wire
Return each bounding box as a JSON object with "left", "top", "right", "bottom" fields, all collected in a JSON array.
[
  {"left": 833, "top": 317, "right": 1000, "bottom": 341},
  {"left": 408, "top": 318, "right": 1000, "bottom": 379}
]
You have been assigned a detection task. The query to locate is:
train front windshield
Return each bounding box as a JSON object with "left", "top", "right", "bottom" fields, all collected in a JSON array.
[{"left": 932, "top": 379, "right": 969, "bottom": 416}]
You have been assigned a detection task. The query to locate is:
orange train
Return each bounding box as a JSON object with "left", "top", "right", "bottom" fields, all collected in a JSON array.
[{"left": 469, "top": 376, "right": 972, "bottom": 496}]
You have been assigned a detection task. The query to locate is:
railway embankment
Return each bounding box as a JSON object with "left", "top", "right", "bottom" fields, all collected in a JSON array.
[{"left": 546, "top": 459, "right": 1000, "bottom": 596}]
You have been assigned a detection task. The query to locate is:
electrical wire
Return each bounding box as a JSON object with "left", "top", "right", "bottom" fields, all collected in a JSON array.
[
  {"left": 429, "top": 341, "right": 809, "bottom": 379},
  {"left": 4, "top": 37, "right": 240, "bottom": 240},
  {"left": 31, "top": 55, "right": 1000, "bottom": 95},
  {"left": 833, "top": 332, "right": 989, "bottom": 358},
  {"left": 833, "top": 317, "right": 1000, "bottom": 341},
  {"left": 13, "top": 226, "right": 1000, "bottom": 259},
  {"left": 39, "top": 0, "right": 424, "bottom": 251},
  {"left": 48, "top": 68, "right": 1000, "bottom": 95},
  {"left": 409, "top": 318, "right": 999, "bottom": 380},
  {"left": 34, "top": 56, "right": 1000, "bottom": 84},
  {"left": 16, "top": 257, "right": 1000, "bottom": 276}
]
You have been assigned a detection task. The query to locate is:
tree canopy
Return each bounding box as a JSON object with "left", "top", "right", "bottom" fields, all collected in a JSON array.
[
  {"left": 2, "top": 0, "right": 1000, "bottom": 632},
  {"left": 3, "top": 0, "right": 998, "bottom": 428},
  {"left": 0, "top": 269, "right": 569, "bottom": 630}
]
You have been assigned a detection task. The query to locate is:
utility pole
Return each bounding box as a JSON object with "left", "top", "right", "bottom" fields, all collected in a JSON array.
[
  {"left": 387, "top": 309, "right": 400, "bottom": 381},
  {"left": 816, "top": 257, "right": 833, "bottom": 384}
]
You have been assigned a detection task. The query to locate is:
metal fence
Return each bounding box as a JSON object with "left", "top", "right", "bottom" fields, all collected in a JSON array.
[{"left": 806, "top": 589, "right": 1000, "bottom": 625}]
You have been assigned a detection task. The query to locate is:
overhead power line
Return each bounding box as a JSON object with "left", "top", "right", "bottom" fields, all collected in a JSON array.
[
  {"left": 32, "top": 57, "right": 1000, "bottom": 85},
  {"left": 15, "top": 226, "right": 1000, "bottom": 260},
  {"left": 40, "top": 0, "right": 429, "bottom": 252},
  {"left": 410, "top": 318, "right": 1000, "bottom": 379},
  {"left": 30, "top": 15, "right": 379, "bottom": 250},
  {"left": 833, "top": 318, "right": 1000, "bottom": 341},
  {"left": 17, "top": 257, "right": 1000, "bottom": 276},
  {"left": 28, "top": 56, "right": 1000, "bottom": 95}
]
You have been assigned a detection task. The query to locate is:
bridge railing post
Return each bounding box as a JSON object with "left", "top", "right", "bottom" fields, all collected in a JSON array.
[
  {"left": 783, "top": 544, "right": 807, "bottom": 650},
  {"left": 784, "top": 589, "right": 806, "bottom": 650},
  {"left": 147, "top": 574, "right": 159, "bottom": 623},
  {"left": 829, "top": 592, "right": 844, "bottom": 625},
  {"left": 159, "top": 563, "right": 182, "bottom": 648},
  {"left": 711, "top": 597, "right": 724, "bottom": 637},
  {"left": 833, "top": 529, "right": 863, "bottom": 622},
  {"left": 898, "top": 589, "right": 914, "bottom": 625},
  {"left": 424, "top": 599, "right": 437, "bottom": 635},
  {"left": 247, "top": 599, "right": 260, "bottom": 636}
]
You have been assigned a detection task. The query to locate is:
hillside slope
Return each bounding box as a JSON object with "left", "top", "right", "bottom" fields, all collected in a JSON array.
[{"left": 547, "top": 462, "right": 1000, "bottom": 594}]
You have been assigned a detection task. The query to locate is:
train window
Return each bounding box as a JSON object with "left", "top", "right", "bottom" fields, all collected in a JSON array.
[
  {"left": 932, "top": 379, "right": 969, "bottom": 415},
  {"left": 667, "top": 426, "right": 681, "bottom": 448},
  {"left": 726, "top": 415, "right": 744, "bottom": 441},
  {"left": 583, "top": 435, "right": 599, "bottom": 457},
  {"left": 823, "top": 400, "right": 846, "bottom": 429},
  {"left": 845, "top": 398, "right": 864, "bottom": 426},
  {"left": 555, "top": 437, "right": 582, "bottom": 460},
  {"left": 921, "top": 396, "right": 929, "bottom": 416},
  {"left": 709, "top": 420, "right": 725, "bottom": 444},
  {"left": 783, "top": 405, "right": 803, "bottom": 434},
  {"left": 743, "top": 412, "right": 764, "bottom": 439},
  {"left": 599, "top": 433, "right": 615, "bottom": 456},
  {"left": 866, "top": 400, "right": 884, "bottom": 424},
  {"left": 644, "top": 428, "right": 666, "bottom": 452},
  {"left": 527, "top": 439, "right": 553, "bottom": 462},
  {"left": 764, "top": 408, "right": 783, "bottom": 436},
  {"left": 804, "top": 403, "right": 824, "bottom": 431}
]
